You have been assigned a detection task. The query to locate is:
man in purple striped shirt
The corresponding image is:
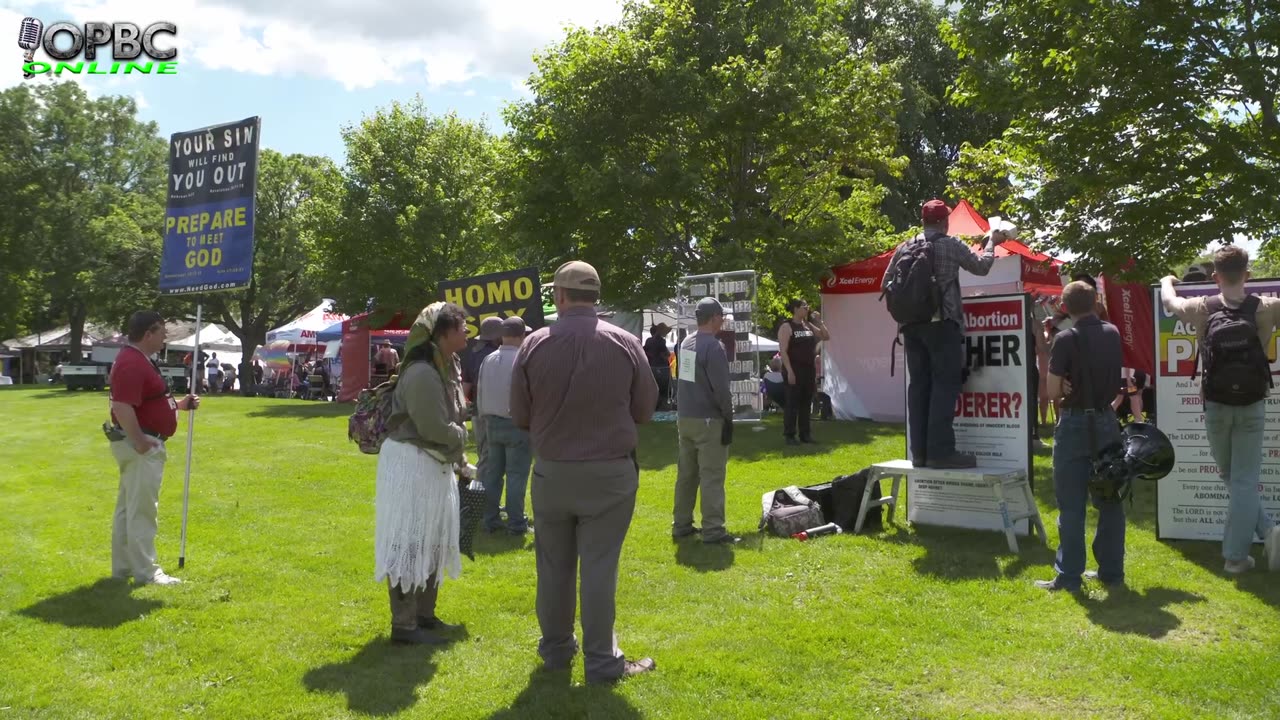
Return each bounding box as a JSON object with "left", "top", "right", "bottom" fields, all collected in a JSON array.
[{"left": 510, "top": 260, "right": 658, "bottom": 683}]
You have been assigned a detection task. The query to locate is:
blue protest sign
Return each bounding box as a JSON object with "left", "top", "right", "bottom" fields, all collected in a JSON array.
[{"left": 159, "top": 117, "right": 261, "bottom": 295}]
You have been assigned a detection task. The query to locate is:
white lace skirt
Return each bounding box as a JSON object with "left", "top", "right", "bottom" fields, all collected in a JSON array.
[{"left": 374, "top": 438, "right": 461, "bottom": 591}]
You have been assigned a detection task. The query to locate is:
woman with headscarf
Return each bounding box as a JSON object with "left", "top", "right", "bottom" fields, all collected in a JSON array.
[{"left": 375, "top": 301, "right": 471, "bottom": 645}]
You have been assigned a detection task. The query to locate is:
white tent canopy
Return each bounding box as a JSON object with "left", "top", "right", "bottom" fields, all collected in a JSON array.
[
  {"left": 266, "top": 299, "right": 347, "bottom": 345},
  {"left": 167, "top": 324, "right": 242, "bottom": 352},
  {"left": 665, "top": 332, "right": 778, "bottom": 354},
  {"left": 821, "top": 255, "right": 1037, "bottom": 423}
]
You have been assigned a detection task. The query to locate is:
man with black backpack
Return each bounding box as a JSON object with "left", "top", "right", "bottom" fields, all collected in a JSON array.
[
  {"left": 880, "top": 199, "right": 1005, "bottom": 468},
  {"left": 1162, "top": 245, "right": 1280, "bottom": 574}
]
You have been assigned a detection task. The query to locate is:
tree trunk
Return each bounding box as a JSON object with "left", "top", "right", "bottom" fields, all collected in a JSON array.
[
  {"left": 67, "top": 304, "right": 86, "bottom": 362},
  {"left": 238, "top": 324, "right": 267, "bottom": 396}
]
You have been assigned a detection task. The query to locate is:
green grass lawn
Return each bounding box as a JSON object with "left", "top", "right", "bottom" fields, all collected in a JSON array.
[{"left": 2, "top": 386, "right": 1278, "bottom": 719}]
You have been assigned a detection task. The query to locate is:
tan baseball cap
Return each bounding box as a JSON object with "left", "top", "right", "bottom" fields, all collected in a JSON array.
[{"left": 552, "top": 261, "right": 601, "bottom": 291}]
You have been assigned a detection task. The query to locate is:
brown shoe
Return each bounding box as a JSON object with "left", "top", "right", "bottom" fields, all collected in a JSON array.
[{"left": 590, "top": 657, "right": 655, "bottom": 683}]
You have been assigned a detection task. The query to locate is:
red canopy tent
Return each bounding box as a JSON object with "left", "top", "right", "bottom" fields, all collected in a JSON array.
[
  {"left": 337, "top": 310, "right": 414, "bottom": 402},
  {"left": 947, "top": 199, "right": 990, "bottom": 237},
  {"left": 820, "top": 201, "right": 1068, "bottom": 421},
  {"left": 973, "top": 239, "right": 1067, "bottom": 296}
]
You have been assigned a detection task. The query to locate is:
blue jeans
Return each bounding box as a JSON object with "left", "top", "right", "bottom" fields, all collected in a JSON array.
[
  {"left": 1052, "top": 408, "right": 1125, "bottom": 588},
  {"left": 481, "top": 415, "right": 532, "bottom": 531},
  {"left": 1204, "top": 400, "right": 1273, "bottom": 562},
  {"left": 902, "top": 320, "right": 964, "bottom": 463}
]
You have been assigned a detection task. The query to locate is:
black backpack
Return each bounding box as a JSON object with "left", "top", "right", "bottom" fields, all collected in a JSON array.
[
  {"left": 882, "top": 233, "right": 941, "bottom": 326},
  {"left": 1196, "top": 296, "right": 1273, "bottom": 406}
]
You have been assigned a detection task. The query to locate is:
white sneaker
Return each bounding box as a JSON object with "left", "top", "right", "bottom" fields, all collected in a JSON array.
[
  {"left": 1224, "top": 556, "right": 1256, "bottom": 575},
  {"left": 139, "top": 571, "right": 183, "bottom": 586},
  {"left": 1266, "top": 527, "right": 1280, "bottom": 571}
]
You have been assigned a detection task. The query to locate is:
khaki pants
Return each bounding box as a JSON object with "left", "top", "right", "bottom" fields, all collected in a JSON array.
[
  {"left": 673, "top": 417, "right": 729, "bottom": 541},
  {"left": 531, "top": 457, "right": 637, "bottom": 682},
  {"left": 110, "top": 440, "right": 166, "bottom": 582}
]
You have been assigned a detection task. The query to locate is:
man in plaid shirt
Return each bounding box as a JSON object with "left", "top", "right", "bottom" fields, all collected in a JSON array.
[{"left": 881, "top": 200, "right": 1004, "bottom": 468}]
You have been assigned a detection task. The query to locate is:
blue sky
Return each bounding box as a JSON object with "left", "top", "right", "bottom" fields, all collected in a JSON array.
[{"left": 3, "top": 0, "right": 626, "bottom": 161}]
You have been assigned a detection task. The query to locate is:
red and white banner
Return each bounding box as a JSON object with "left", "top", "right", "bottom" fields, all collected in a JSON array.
[
  {"left": 824, "top": 250, "right": 894, "bottom": 295},
  {"left": 1103, "top": 280, "right": 1155, "bottom": 378}
]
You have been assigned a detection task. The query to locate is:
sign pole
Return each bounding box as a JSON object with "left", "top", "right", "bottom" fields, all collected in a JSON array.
[
  {"left": 161, "top": 115, "right": 261, "bottom": 572},
  {"left": 178, "top": 300, "right": 201, "bottom": 569}
]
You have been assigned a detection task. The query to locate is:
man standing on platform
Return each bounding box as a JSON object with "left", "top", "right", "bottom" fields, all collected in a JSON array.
[
  {"left": 106, "top": 311, "right": 199, "bottom": 586},
  {"left": 1036, "top": 281, "right": 1124, "bottom": 591},
  {"left": 511, "top": 260, "right": 658, "bottom": 683},
  {"left": 881, "top": 199, "right": 1004, "bottom": 468},
  {"left": 672, "top": 298, "right": 738, "bottom": 544},
  {"left": 1161, "top": 246, "right": 1280, "bottom": 574}
]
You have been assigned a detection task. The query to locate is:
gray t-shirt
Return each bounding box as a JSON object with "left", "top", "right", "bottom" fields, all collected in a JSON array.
[
  {"left": 1049, "top": 315, "right": 1123, "bottom": 411},
  {"left": 676, "top": 331, "right": 733, "bottom": 420}
]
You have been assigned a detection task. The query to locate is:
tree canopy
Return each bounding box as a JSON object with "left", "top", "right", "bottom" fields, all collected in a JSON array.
[{"left": 950, "top": 0, "right": 1279, "bottom": 277}]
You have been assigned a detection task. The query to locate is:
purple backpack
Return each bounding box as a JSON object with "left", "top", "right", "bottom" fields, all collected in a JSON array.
[{"left": 348, "top": 380, "right": 396, "bottom": 454}]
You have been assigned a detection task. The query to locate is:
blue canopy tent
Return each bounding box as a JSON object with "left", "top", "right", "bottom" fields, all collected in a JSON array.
[{"left": 316, "top": 320, "right": 409, "bottom": 345}]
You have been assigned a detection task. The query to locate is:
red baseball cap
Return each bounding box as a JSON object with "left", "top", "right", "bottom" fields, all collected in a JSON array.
[{"left": 921, "top": 199, "right": 951, "bottom": 223}]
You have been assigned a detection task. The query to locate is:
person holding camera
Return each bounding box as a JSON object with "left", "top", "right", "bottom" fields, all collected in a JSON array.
[
  {"left": 777, "top": 299, "right": 829, "bottom": 445},
  {"left": 672, "top": 298, "right": 739, "bottom": 545},
  {"left": 1036, "top": 281, "right": 1125, "bottom": 592}
]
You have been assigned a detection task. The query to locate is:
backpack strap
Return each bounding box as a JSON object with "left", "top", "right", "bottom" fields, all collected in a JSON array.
[{"left": 1192, "top": 297, "right": 1224, "bottom": 381}]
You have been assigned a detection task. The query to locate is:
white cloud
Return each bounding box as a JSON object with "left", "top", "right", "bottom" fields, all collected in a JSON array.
[{"left": 15, "top": 0, "right": 626, "bottom": 90}]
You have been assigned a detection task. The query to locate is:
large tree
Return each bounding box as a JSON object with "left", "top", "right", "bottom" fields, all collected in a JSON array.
[
  {"left": 315, "top": 99, "right": 510, "bottom": 314},
  {"left": 14, "top": 82, "right": 169, "bottom": 356},
  {"left": 843, "top": 0, "right": 1011, "bottom": 229},
  {"left": 950, "top": 0, "right": 1280, "bottom": 278},
  {"left": 200, "top": 149, "right": 341, "bottom": 391},
  {"left": 0, "top": 86, "right": 42, "bottom": 341},
  {"left": 504, "top": 0, "right": 904, "bottom": 314}
]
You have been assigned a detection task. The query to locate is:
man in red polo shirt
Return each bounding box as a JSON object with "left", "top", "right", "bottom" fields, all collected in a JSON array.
[{"left": 108, "top": 311, "right": 199, "bottom": 586}]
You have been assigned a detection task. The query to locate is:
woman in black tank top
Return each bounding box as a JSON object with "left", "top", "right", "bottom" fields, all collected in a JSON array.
[{"left": 778, "top": 299, "right": 829, "bottom": 445}]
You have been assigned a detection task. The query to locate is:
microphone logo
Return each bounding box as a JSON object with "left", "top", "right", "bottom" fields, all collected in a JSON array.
[{"left": 18, "top": 17, "right": 42, "bottom": 80}]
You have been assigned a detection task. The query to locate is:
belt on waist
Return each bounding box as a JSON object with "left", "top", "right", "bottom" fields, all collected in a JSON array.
[
  {"left": 1059, "top": 406, "right": 1114, "bottom": 415},
  {"left": 113, "top": 425, "right": 169, "bottom": 440}
]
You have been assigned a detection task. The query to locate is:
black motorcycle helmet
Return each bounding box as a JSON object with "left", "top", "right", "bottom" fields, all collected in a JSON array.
[
  {"left": 1120, "top": 423, "right": 1176, "bottom": 482},
  {"left": 1089, "top": 423, "right": 1176, "bottom": 503}
]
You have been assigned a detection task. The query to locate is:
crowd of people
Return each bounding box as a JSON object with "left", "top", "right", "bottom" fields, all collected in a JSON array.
[{"left": 97, "top": 205, "right": 1278, "bottom": 688}]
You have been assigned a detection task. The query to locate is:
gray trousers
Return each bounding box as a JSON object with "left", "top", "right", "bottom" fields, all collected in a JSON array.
[
  {"left": 531, "top": 457, "right": 637, "bottom": 682},
  {"left": 673, "top": 417, "right": 729, "bottom": 541},
  {"left": 388, "top": 575, "right": 438, "bottom": 631}
]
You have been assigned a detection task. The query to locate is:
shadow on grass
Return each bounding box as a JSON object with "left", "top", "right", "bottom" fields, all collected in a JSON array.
[
  {"left": 16, "top": 578, "right": 163, "bottom": 628},
  {"left": 1165, "top": 538, "right": 1280, "bottom": 609},
  {"left": 472, "top": 529, "right": 534, "bottom": 557},
  {"left": 636, "top": 418, "right": 905, "bottom": 471},
  {"left": 245, "top": 401, "right": 352, "bottom": 420},
  {"left": 876, "top": 525, "right": 1057, "bottom": 582},
  {"left": 1073, "top": 586, "right": 1206, "bottom": 638},
  {"left": 303, "top": 634, "right": 461, "bottom": 716},
  {"left": 673, "top": 538, "right": 735, "bottom": 572},
  {"left": 487, "top": 669, "right": 642, "bottom": 720}
]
